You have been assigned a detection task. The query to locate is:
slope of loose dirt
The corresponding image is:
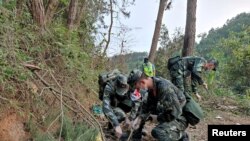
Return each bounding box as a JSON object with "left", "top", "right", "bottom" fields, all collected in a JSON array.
[{"left": 0, "top": 111, "right": 29, "bottom": 141}]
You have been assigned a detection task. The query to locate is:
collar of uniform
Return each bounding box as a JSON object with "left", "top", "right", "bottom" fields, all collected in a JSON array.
[{"left": 152, "top": 77, "right": 159, "bottom": 98}]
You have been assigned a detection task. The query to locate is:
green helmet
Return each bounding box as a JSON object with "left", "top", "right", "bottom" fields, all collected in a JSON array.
[
  {"left": 115, "top": 74, "right": 129, "bottom": 96},
  {"left": 128, "top": 69, "right": 142, "bottom": 86}
]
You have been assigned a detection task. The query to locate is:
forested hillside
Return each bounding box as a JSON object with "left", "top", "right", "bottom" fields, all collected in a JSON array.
[
  {"left": 110, "top": 52, "right": 148, "bottom": 72},
  {"left": 196, "top": 12, "right": 250, "bottom": 58},
  {"left": 195, "top": 13, "right": 250, "bottom": 95}
]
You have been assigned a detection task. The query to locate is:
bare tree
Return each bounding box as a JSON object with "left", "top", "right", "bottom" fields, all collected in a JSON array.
[
  {"left": 29, "top": 0, "right": 45, "bottom": 29},
  {"left": 102, "top": 0, "right": 113, "bottom": 56},
  {"left": 45, "top": 0, "right": 59, "bottom": 25},
  {"left": 148, "top": 0, "right": 169, "bottom": 63},
  {"left": 75, "top": 0, "right": 87, "bottom": 28},
  {"left": 67, "top": 0, "right": 78, "bottom": 30},
  {"left": 182, "top": 0, "right": 197, "bottom": 57}
]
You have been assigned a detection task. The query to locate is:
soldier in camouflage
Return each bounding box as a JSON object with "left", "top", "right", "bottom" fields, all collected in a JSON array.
[
  {"left": 168, "top": 56, "right": 218, "bottom": 101},
  {"left": 131, "top": 76, "right": 188, "bottom": 141},
  {"left": 126, "top": 69, "right": 147, "bottom": 121},
  {"left": 102, "top": 74, "right": 131, "bottom": 138}
]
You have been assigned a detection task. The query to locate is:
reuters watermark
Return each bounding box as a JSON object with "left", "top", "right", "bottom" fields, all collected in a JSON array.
[{"left": 208, "top": 125, "right": 250, "bottom": 140}]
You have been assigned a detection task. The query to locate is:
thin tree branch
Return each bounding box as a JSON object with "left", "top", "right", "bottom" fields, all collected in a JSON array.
[
  {"left": 103, "top": 0, "right": 113, "bottom": 56},
  {"left": 58, "top": 89, "right": 63, "bottom": 141},
  {"left": 45, "top": 0, "right": 59, "bottom": 25}
]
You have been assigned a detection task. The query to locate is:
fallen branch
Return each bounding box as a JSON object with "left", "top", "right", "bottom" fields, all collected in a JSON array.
[
  {"left": 49, "top": 71, "right": 97, "bottom": 127},
  {"left": 22, "top": 63, "right": 41, "bottom": 71},
  {"left": 58, "top": 89, "right": 64, "bottom": 141},
  {"left": 50, "top": 90, "right": 95, "bottom": 127},
  {"left": 0, "top": 95, "right": 11, "bottom": 102},
  {"left": 47, "top": 112, "right": 62, "bottom": 132},
  {"left": 70, "top": 90, "right": 106, "bottom": 141},
  {"left": 28, "top": 69, "right": 105, "bottom": 141},
  {"left": 34, "top": 71, "right": 96, "bottom": 127}
]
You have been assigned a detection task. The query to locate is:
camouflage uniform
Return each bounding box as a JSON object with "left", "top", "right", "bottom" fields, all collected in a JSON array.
[
  {"left": 132, "top": 77, "right": 187, "bottom": 141},
  {"left": 102, "top": 77, "right": 131, "bottom": 128},
  {"left": 169, "top": 56, "right": 207, "bottom": 94},
  {"left": 128, "top": 89, "right": 148, "bottom": 121}
]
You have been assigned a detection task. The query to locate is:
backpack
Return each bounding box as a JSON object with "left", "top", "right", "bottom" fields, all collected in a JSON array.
[
  {"left": 98, "top": 69, "right": 120, "bottom": 100},
  {"left": 167, "top": 55, "right": 181, "bottom": 70},
  {"left": 182, "top": 94, "right": 204, "bottom": 126}
]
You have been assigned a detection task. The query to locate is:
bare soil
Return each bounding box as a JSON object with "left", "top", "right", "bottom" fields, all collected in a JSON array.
[{"left": 0, "top": 111, "right": 29, "bottom": 141}]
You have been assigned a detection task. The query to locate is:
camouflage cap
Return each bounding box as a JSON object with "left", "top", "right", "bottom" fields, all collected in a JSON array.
[
  {"left": 128, "top": 69, "right": 142, "bottom": 86},
  {"left": 115, "top": 74, "right": 129, "bottom": 96},
  {"left": 210, "top": 59, "right": 219, "bottom": 71}
]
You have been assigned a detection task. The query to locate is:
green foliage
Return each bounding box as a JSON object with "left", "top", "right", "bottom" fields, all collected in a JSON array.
[
  {"left": 35, "top": 134, "right": 56, "bottom": 141},
  {"left": 209, "top": 26, "right": 250, "bottom": 94},
  {"left": 196, "top": 12, "right": 250, "bottom": 58},
  {"left": 155, "top": 26, "right": 184, "bottom": 78},
  {"left": 60, "top": 118, "right": 98, "bottom": 141},
  {"left": 0, "top": 4, "right": 102, "bottom": 140}
]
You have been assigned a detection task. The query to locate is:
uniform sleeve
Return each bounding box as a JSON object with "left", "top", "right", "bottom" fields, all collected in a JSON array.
[
  {"left": 102, "top": 84, "right": 119, "bottom": 127},
  {"left": 191, "top": 71, "right": 203, "bottom": 93},
  {"left": 157, "top": 83, "right": 182, "bottom": 122},
  {"left": 191, "top": 58, "right": 206, "bottom": 93},
  {"left": 129, "top": 100, "right": 141, "bottom": 120}
]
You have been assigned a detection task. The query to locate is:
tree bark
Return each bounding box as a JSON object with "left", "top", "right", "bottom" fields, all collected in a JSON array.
[
  {"left": 148, "top": 0, "right": 168, "bottom": 63},
  {"left": 45, "top": 0, "right": 59, "bottom": 25},
  {"left": 75, "top": 0, "right": 87, "bottom": 28},
  {"left": 67, "top": 0, "right": 78, "bottom": 30},
  {"left": 182, "top": 0, "right": 197, "bottom": 57},
  {"left": 16, "top": 0, "right": 26, "bottom": 19},
  {"left": 29, "top": 0, "right": 45, "bottom": 29},
  {"left": 102, "top": 0, "right": 113, "bottom": 56}
]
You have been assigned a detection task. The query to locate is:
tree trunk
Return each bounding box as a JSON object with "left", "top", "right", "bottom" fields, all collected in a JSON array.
[
  {"left": 75, "top": 0, "right": 87, "bottom": 28},
  {"left": 148, "top": 0, "right": 168, "bottom": 63},
  {"left": 16, "top": 0, "right": 26, "bottom": 19},
  {"left": 67, "top": 0, "right": 78, "bottom": 30},
  {"left": 45, "top": 0, "right": 59, "bottom": 25},
  {"left": 102, "top": 0, "right": 113, "bottom": 56},
  {"left": 182, "top": 0, "right": 197, "bottom": 57},
  {"left": 29, "top": 0, "right": 45, "bottom": 29}
]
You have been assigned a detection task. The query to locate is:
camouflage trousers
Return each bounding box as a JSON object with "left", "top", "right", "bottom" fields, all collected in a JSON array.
[
  {"left": 132, "top": 115, "right": 188, "bottom": 141},
  {"left": 151, "top": 116, "right": 188, "bottom": 141},
  {"left": 107, "top": 107, "right": 126, "bottom": 129},
  {"left": 169, "top": 64, "right": 191, "bottom": 94},
  {"left": 113, "top": 107, "right": 126, "bottom": 122}
]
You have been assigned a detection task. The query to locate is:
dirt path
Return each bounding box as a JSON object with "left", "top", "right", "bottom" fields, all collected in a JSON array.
[{"left": 187, "top": 110, "right": 250, "bottom": 141}]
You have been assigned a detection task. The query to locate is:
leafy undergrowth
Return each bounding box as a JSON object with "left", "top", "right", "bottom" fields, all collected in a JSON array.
[{"left": 0, "top": 7, "right": 104, "bottom": 141}]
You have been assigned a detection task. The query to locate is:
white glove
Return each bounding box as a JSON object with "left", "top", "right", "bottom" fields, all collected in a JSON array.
[
  {"left": 203, "top": 82, "right": 208, "bottom": 90},
  {"left": 124, "top": 117, "right": 132, "bottom": 128},
  {"left": 195, "top": 93, "right": 202, "bottom": 101},
  {"left": 114, "top": 126, "right": 123, "bottom": 138},
  {"left": 149, "top": 114, "right": 158, "bottom": 123},
  {"left": 132, "top": 117, "right": 142, "bottom": 130}
]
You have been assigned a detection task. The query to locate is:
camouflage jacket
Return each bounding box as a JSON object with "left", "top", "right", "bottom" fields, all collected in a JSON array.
[
  {"left": 128, "top": 89, "right": 148, "bottom": 120},
  {"left": 142, "top": 77, "right": 185, "bottom": 123},
  {"left": 182, "top": 56, "right": 207, "bottom": 93},
  {"left": 102, "top": 81, "right": 131, "bottom": 127}
]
